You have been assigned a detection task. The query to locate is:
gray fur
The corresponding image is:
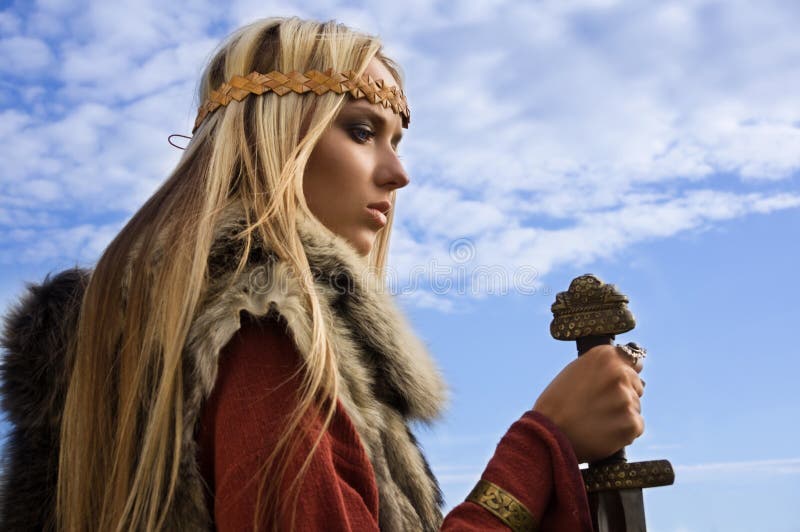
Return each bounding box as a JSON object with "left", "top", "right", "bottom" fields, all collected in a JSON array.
[{"left": 0, "top": 207, "right": 447, "bottom": 531}]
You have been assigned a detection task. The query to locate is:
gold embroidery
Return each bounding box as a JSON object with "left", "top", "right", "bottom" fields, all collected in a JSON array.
[{"left": 466, "top": 479, "right": 537, "bottom": 532}]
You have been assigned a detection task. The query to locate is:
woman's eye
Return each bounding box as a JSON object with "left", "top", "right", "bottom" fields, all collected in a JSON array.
[{"left": 350, "top": 126, "right": 375, "bottom": 143}]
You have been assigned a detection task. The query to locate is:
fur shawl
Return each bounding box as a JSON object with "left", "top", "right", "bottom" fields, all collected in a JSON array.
[{"left": 0, "top": 207, "right": 448, "bottom": 531}]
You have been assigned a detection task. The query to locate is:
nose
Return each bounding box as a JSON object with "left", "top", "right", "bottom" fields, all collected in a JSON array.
[{"left": 376, "top": 149, "right": 410, "bottom": 190}]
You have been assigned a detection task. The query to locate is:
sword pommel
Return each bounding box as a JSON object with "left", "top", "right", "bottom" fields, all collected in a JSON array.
[{"left": 550, "top": 273, "right": 636, "bottom": 342}]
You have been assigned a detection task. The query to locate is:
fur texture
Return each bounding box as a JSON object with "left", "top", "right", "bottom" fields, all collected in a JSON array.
[{"left": 0, "top": 206, "right": 447, "bottom": 531}]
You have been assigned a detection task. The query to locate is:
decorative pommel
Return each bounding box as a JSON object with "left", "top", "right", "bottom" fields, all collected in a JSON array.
[{"left": 550, "top": 274, "right": 636, "bottom": 341}]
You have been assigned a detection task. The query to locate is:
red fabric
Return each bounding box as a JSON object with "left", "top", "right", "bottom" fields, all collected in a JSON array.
[{"left": 197, "top": 314, "right": 592, "bottom": 531}]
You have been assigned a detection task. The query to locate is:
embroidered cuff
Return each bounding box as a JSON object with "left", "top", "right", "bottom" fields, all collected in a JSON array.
[{"left": 466, "top": 478, "right": 538, "bottom": 532}]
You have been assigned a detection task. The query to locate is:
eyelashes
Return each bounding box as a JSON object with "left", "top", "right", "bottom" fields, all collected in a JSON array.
[
  {"left": 348, "top": 124, "right": 402, "bottom": 155},
  {"left": 349, "top": 125, "right": 375, "bottom": 143}
]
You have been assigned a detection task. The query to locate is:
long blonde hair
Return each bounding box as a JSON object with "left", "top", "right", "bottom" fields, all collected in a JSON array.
[{"left": 56, "top": 17, "right": 404, "bottom": 531}]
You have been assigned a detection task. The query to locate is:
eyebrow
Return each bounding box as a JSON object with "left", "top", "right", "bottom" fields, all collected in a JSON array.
[{"left": 341, "top": 104, "right": 404, "bottom": 146}]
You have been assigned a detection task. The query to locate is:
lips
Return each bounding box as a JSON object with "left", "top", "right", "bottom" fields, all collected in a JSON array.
[
  {"left": 366, "top": 206, "right": 388, "bottom": 227},
  {"left": 366, "top": 200, "right": 391, "bottom": 228},
  {"left": 367, "top": 200, "right": 392, "bottom": 216}
]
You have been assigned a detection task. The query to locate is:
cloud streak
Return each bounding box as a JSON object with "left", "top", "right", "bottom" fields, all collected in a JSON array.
[{"left": 675, "top": 457, "right": 800, "bottom": 482}]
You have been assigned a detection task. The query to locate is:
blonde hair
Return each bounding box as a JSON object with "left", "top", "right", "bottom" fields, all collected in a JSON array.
[{"left": 56, "top": 16, "right": 404, "bottom": 531}]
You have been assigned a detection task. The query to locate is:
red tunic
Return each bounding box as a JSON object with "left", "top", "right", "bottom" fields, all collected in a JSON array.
[{"left": 197, "top": 315, "right": 592, "bottom": 531}]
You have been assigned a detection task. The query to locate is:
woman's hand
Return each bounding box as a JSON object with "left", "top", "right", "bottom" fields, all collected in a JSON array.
[{"left": 533, "top": 344, "right": 645, "bottom": 463}]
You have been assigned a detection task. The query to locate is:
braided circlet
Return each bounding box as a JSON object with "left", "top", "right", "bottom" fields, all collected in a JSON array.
[{"left": 193, "top": 68, "right": 410, "bottom": 133}]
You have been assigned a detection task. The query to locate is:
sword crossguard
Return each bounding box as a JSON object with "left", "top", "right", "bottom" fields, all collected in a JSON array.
[{"left": 582, "top": 459, "right": 675, "bottom": 493}]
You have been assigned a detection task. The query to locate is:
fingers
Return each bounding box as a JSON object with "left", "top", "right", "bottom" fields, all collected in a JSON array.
[
  {"left": 623, "top": 412, "right": 646, "bottom": 445},
  {"left": 616, "top": 380, "right": 643, "bottom": 413},
  {"left": 588, "top": 345, "right": 646, "bottom": 391},
  {"left": 585, "top": 343, "right": 646, "bottom": 374},
  {"left": 625, "top": 377, "right": 645, "bottom": 443},
  {"left": 631, "top": 375, "right": 645, "bottom": 397},
  {"left": 618, "top": 389, "right": 645, "bottom": 445},
  {"left": 632, "top": 408, "right": 645, "bottom": 439},
  {"left": 541, "top": 344, "right": 649, "bottom": 462},
  {"left": 630, "top": 388, "right": 642, "bottom": 414},
  {"left": 611, "top": 350, "right": 646, "bottom": 444}
]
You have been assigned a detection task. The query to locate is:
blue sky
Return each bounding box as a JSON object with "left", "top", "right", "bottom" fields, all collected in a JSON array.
[{"left": 1, "top": 1, "right": 798, "bottom": 530}]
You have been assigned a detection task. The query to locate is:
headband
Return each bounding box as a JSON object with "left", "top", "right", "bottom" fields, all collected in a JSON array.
[{"left": 193, "top": 68, "right": 410, "bottom": 133}]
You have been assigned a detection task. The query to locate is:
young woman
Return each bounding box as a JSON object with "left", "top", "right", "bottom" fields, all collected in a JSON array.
[{"left": 0, "top": 16, "right": 645, "bottom": 532}]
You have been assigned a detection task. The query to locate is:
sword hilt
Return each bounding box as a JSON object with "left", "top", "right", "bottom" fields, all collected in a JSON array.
[{"left": 549, "top": 274, "right": 676, "bottom": 492}]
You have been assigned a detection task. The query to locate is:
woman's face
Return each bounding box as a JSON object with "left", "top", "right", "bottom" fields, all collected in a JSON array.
[{"left": 303, "top": 58, "right": 409, "bottom": 256}]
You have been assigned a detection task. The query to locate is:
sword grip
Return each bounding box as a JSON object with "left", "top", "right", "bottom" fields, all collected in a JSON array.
[
  {"left": 575, "top": 334, "right": 615, "bottom": 358},
  {"left": 575, "top": 334, "right": 629, "bottom": 467}
]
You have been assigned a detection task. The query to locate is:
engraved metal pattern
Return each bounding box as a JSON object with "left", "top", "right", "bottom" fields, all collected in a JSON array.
[
  {"left": 582, "top": 460, "right": 675, "bottom": 493},
  {"left": 550, "top": 274, "right": 636, "bottom": 341},
  {"left": 194, "top": 68, "right": 410, "bottom": 132},
  {"left": 466, "top": 479, "right": 538, "bottom": 532}
]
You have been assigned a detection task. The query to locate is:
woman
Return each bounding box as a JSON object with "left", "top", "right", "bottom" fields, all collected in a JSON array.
[{"left": 0, "top": 16, "right": 645, "bottom": 531}]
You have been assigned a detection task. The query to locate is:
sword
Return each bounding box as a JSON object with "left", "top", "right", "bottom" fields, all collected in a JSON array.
[{"left": 549, "top": 274, "right": 675, "bottom": 532}]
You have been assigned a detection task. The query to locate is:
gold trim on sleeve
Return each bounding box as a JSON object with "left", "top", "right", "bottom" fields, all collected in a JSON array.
[{"left": 466, "top": 479, "right": 538, "bottom": 532}]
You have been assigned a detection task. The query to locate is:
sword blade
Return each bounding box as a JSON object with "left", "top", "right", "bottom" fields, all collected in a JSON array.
[
  {"left": 592, "top": 488, "right": 646, "bottom": 532},
  {"left": 620, "top": 489, "right": 646, "bottom": 532}
]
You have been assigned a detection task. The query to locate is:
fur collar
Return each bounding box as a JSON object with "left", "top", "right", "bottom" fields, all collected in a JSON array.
[{"left": 0, "top": 206, "right": 447, "bottom": 531}]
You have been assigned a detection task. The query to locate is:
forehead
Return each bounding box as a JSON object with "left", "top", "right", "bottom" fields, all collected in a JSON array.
[{"left": 363, "top": 58, "right": 399, "bottom": 87}]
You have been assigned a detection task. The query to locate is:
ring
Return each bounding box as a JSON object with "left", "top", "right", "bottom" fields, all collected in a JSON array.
[{"left": 616, "top": 341, "right": 647, "bottom": 367}]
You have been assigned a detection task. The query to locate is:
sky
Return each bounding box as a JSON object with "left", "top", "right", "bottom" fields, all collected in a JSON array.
[{"left": 1, "top": 0, "right": 798, "bottom": 530}]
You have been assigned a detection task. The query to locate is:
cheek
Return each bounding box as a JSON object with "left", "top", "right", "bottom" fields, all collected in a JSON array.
[
  {"left": 303, "top": 137, "right": 365, "bottom": 223},
  {"left": 301, "top": 135, "right": 379, "bottom": 254},
  {"left": 304, "top": 140, "right": 338, "bottom": 204},
  {"left": 308, "top": 142, "right": 368, "bottom": 198}
]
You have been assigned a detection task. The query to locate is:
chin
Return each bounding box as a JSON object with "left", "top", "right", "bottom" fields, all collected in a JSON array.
[
  {"left": 349, "top": 232, "right": 375, "bottom": 257},
  {"left": 354, "top": 241, "right": 373, "bottom": 256}
]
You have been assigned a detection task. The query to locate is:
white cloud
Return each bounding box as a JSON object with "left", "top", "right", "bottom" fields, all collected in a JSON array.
[
  {"left": 502, "top": 190, "right": 800, "bottom": 273},
  {"left": 400, "top": 184, "right": 507, "bottom": 238},
  {"left": 388, "top": 189, "right": 800, "bottom": 309},
  {"left": 1, "top": 0, "right": 798, "bottom": 303},
  {"left": 0, "top": 11, "right": 21, "bottom": 34},
  {"left": 394, "top": 0, "right": 800, "bottom": 198},
  {"left": 397, "top": 290, "right": 456, "bottom": 313},
  {"left": 0, "top": 37, "right": 55, "bottom": 75},
  {"left": 0, "top": 221, "right": 122, "bottom": 265}
]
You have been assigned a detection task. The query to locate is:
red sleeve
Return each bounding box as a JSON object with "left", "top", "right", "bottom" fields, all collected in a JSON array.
[
  {"left": 199, "top": 314, "right": 591, "bottom": 531},
  {"left": 441, "top": 411, "right": 593, "bottom": 531},
  {"left": 197, "top": 314, "right": 380, "bottom": 531}
]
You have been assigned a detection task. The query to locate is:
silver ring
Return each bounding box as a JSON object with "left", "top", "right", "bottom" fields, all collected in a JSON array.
[{"left": 616, "top": 341, "right": 647, "bottom": 367}]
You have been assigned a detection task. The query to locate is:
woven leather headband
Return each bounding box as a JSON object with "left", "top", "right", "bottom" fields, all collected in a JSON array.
[{"left": 193, "top": 68, "right": 410, "bottom": 133}]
